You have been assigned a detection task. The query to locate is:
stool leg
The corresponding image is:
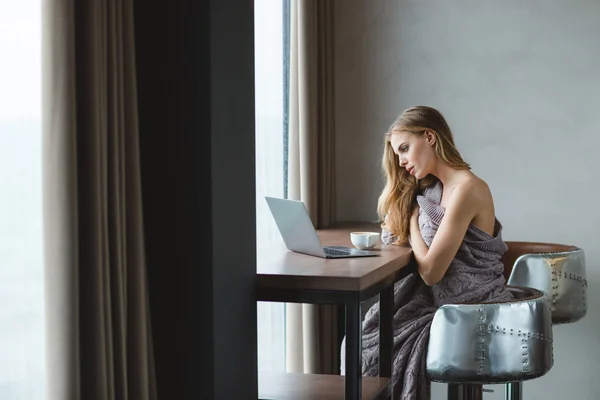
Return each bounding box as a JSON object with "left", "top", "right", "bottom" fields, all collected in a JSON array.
[
  {"left": 448, "top": 384, "right": 483, "bottom": 400},
  {"left": 505, "top": 382, "right": 522, "bottom": 400}
]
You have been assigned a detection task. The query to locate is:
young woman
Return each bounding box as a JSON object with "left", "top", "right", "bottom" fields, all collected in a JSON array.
[{"left": 342, "top": 106, "right": 513, "bottom": 400}]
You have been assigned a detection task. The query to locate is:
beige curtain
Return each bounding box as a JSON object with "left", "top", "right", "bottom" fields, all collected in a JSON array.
[
  {"left": 286, "top": 0, "right": 338, "bottom": 375},
  {"left": 42, "top": 0, "right": 156, "bottom": 398}
]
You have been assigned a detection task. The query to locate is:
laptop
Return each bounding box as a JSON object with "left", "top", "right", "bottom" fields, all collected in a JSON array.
[{"left": 265, "top": 196, "right": 380, "bottom": 259}]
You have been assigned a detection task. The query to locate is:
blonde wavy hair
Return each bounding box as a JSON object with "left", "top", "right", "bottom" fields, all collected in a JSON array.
[{"left": 377, "top": 106, "right": 470, "bottom": 245}]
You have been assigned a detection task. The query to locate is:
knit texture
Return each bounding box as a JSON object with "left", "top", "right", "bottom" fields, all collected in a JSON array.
[{"left": 341, "top": 180, "right": 513, "bottom": 399}]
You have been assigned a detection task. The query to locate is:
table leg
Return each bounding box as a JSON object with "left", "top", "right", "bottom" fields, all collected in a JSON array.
[
  {"left": 345, "top": 299, "right": 362, "bottom": 400},
  {"left": 379, "top": 285, "right": 393, "bottom": 378}
]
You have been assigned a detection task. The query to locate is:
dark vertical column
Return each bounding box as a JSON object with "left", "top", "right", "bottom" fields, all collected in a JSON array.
[
  {"left": 345, "top": 298, "right": 362, "bottom": 400},
  {"left": 134, "top": 0, "right": 256, "bottom": 398},
  {"left": 379, "top": 285, "right": 393, "bottom": 378},
  {"left": 209, "top": 0, "right": 257, "bottom": 399}
]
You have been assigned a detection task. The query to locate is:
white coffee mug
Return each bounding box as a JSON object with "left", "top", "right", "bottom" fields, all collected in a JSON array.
[{"left": 350, "top": 231, "right": 381, "bottom": 250}]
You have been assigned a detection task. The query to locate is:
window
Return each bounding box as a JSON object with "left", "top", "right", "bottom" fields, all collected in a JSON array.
[
  {"left": 254, "top": 0, "right": 289, "bottom": 372},
  {"left": 0, "top": 1, "right": 45, "bottom": 399}
]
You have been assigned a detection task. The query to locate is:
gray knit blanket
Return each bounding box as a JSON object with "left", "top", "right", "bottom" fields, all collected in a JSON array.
[{"left": 341, "top": 180, "right": 513, "bottom": 399}]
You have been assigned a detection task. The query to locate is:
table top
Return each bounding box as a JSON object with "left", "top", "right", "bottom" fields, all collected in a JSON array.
[
  {"left": 256, "top": 221, "right": 413, "bottom": 292},
  {"left": 258, "top": 371, "right": 390, "bottom": 400}
]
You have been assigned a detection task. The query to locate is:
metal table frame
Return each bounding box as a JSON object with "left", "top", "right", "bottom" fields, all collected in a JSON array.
[{"left": 257, "top": 263, "right": 416, "bottom": 400}]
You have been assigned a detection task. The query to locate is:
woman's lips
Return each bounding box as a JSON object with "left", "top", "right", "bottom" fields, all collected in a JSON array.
[{"left": 408, "top": 167, "right": 415, "bottom": 175}]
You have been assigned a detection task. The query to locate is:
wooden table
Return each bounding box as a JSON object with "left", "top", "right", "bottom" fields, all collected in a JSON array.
[{"left": 257, "top": 222, "right": 414, "bottom": 400}]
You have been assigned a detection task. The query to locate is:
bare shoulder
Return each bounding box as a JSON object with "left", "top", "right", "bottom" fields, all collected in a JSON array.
[
  {"left": 450, "top": 175, "right": 494, "bottom": 210},
  {"left": 464, "top": 175, "right": 492, "bottom": 200}
]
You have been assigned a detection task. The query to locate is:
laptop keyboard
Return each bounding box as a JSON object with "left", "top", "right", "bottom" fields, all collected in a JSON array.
[{"left": 324, "top": 247, "right": 351, "bottom": 256}]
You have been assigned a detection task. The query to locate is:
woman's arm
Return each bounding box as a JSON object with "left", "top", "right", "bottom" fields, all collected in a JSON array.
[
  {"left": 409, "top": 183, "right": 481, "bottom": 286},
  {"left": 409, "top": 210, "right": 433, "bottom": 282}
]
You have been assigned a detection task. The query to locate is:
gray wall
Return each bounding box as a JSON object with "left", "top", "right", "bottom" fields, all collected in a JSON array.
[{"left": 334, "top": 1, "right": 600, "bottom": 398}]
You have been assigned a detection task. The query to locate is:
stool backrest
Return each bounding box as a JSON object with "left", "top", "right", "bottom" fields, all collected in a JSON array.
[{"left": 501, "top": 241, "right": 578, "bottom": 280}]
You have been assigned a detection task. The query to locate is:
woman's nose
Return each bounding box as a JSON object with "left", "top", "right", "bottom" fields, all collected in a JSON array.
[{"left": 399, "top": 157, "right": 407, "bottom": 167}]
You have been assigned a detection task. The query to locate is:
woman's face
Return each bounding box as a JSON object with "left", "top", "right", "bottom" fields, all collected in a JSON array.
[{"left": 389, "top": 130, "right": 437, "bottom": 180}]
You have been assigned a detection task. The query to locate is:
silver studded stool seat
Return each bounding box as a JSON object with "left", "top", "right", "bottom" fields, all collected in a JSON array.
[
  {"left": 502, "top": 242, "right": 587, "bottom": 399},
  {"left": 426, "top": 285, "right": 553, "bottom": 400}
]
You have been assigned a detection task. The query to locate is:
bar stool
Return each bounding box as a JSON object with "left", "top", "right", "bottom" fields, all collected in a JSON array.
[
  {"left": 426, "top": 286, "right": 553, "bottom": 400},
  {"left": 503, "top": 242, "right": 587, "bottom": 398},
  {"left": 504, "top": 242, "right": 587, "bottom": 324}
]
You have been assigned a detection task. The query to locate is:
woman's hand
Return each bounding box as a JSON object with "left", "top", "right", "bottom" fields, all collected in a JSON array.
[{"left": 410, "top": 181, "right": 482, "bottom": 286}]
